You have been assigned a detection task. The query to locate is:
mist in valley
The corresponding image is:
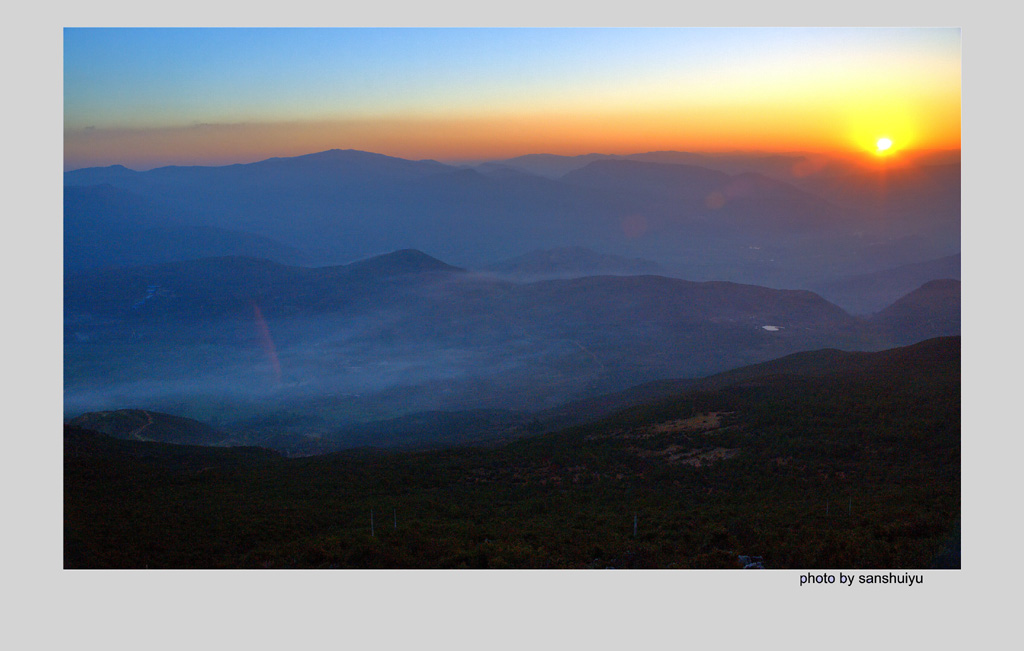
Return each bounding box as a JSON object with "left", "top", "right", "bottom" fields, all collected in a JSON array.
[
  {"left": 63, "top": 197, "right": 961, "bottom": 452},
  {"left": 63, "top": 137, "right": 961, "bottom": 454}
]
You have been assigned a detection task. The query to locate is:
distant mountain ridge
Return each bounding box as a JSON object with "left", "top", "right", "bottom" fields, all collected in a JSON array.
[
  {"left": 65, "top": 248, "right": 851, "bottom": 327},
  {"left": 814, "top": 254, "right": 960, "bottom": 314},
  {"left": 481, "top": 246, "right": 664, "bottom": 278},
  {"left": 64, "top": 249, "right": 464, "bottom": 318},
  {"left": 64, "top": 248, "right": 960, "bottom": 343},
  {"left": 64, "top": 148, "right": 451, "bottom": 184},
  {"left": 870, "top": 279, "right": 961, "bottom": 346},
  {"left": 64, "top": 184, "right": 304, "bottom": 272},
  {"left": 485, "top": 149, "right": 960, "bottom": 181},
  {"left": 560, "top": 159, "right": 845, "bottom": 237},
  {"left": 67, "top": 409, "right": 233, "bottom": 446},
  {"left": 65, "top": 248, "right": 960, "bottom": 440},
  {"left": 341, "top": 248, "right": 465, "bottom": 276},
  {"left": 64, "top": 147, "right": 957, "bottom": 287}
]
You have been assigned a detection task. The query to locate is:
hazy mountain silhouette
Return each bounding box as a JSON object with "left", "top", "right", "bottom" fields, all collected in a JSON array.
[
  {"left": 485, "top": 152, "right": 623, "bottom": 178},
  {"left": 870, "top": 279, "right": 961, "bottom": 346},
  {"left": 488, "top": 150, "right": 841, "bottom": 181},
  {"left": 61, "top": 139, "right": 961, "bottom": 570},
  {"left": 814, "top": 254, "right": 961, "bottom": 314},
  {"left": 65, "top": 150, "right": 611, "bottom": 267},
  {"left": 628, "top": 151, "right": 823, "bottom": 177},
  {"left": 560, "top": 159, "right": 845, "bottom": 238},
  {"left": 64, "top": 148, "right": 958, "bottom": 287},
  {"left": 65, "top": 249, "right": 465, "bottom": 319},
  {"left": 481, "top": 246, "right": 664, "bottom": 279},
  {"left": 64, "top": 250, "right": 855, "bottom": 350},
  {"left": 62, "top": 145, "right": 960, "bottom": 449},
  {"left": 64, "top": 185, "right": 303, "bottom": 272},
  {"left": 340, "top": 247, "right": 464, "bottom": 275},
  {"left": 64, "top": 248, "right": 944, "bottom": 440},
  {"left": 797, "top": 163, "right": 960, "bottom": 263}
]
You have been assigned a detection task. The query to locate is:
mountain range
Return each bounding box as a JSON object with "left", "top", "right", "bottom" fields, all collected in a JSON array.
[
  {"left": 814, "top": 254, "right": 960, "bottom": 314},
  {"left": 480, "top": 246, "right": 664, "bottom": 279},
  {"left": 64, "top": 248, "right": 959, "bottom": 447},
  {"left": 62, "top": 145, "right": 961, "bottom": 571},
  {"left": 65, "top": 148, "right": 960, "bottom": 288},
  {"left": 64, "top": 184, "right": 304, "bottom": 272}
]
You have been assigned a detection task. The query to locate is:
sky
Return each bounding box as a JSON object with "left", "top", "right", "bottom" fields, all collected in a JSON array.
[{"left": 63, "top": 27, "right": 961, "bottom": 170}]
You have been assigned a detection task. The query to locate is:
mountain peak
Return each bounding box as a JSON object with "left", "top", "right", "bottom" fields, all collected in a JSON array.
[
  {"left": 343, "top": 249, "right": 464, "bottom": 276},
  {"left": 871, "top": 279, "right": 960, "bottom": 345},
  {"left": 253, "top": 149, "right": 453, "bottom": 178}
]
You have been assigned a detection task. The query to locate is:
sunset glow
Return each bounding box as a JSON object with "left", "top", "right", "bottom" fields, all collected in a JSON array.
[
  {"left": 62, "top": 24, "right": 964, "bottom": 580},
  {"left": 63, "top": 28, "right": 961, "bottom": 170}
]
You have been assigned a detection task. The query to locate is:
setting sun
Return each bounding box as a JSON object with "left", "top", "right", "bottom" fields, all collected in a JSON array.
[{"left": 60, "top": 27, "right": 962, "bottom": 578}]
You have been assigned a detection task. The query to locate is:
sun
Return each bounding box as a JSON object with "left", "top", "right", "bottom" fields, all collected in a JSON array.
[{"left": 875, "top": 137, "right": 893, "bottom": 153}]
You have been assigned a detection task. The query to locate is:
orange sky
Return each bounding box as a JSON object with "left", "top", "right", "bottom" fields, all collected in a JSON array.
[{"left": 64, "top": 28, "right": 961, "bottom": 169}]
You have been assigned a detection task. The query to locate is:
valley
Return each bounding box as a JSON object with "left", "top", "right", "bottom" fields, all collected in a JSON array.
[
  {"left": 62, "top": 148, "right": 961, "bottom": 570},
  {"left": 64, "top": 248, "right": 959, "bottom": 451}
]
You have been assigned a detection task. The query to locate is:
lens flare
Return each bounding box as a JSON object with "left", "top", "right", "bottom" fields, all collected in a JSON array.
[{"left": 252, "top": 301, "right": 282, "bottom": 385}]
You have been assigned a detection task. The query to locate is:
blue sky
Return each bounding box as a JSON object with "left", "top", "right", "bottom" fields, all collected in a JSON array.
[{"left": 63, "top": 27, "right": 961, "bottom": 168}]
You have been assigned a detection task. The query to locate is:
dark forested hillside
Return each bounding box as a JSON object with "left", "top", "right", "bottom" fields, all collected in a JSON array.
[
  {"left": 65, "top": 337, "right": 960, "bottom": 569},
  {"left": 67, "top": 409, "right": 234, "bottom": 446}
]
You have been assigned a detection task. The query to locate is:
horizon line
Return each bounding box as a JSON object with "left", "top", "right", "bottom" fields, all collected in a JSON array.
[{"left": 63, "top": 145, "right": 963, "bottom": 174}]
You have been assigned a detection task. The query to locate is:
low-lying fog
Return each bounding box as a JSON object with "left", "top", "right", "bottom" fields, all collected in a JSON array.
[
  {"left": 64, "top": 254, "right": 958, "bottom": 446},
  {"left": 64, "top": 311, "right": 616, "bottom": 435}
]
